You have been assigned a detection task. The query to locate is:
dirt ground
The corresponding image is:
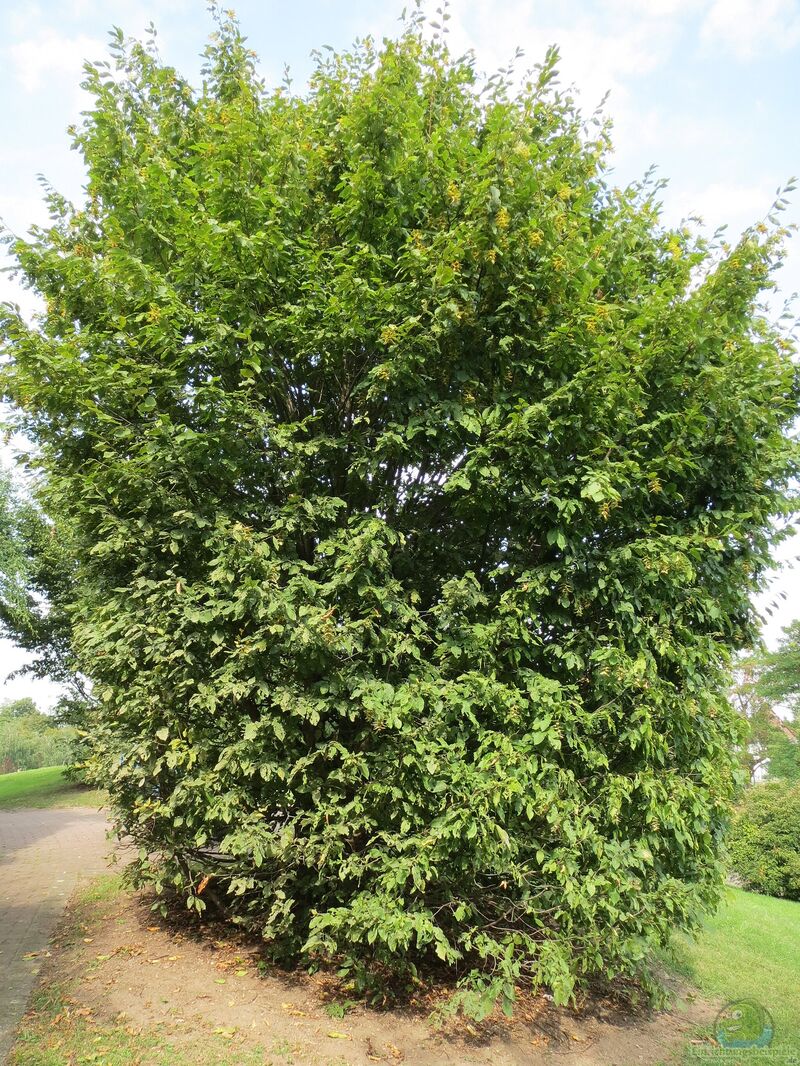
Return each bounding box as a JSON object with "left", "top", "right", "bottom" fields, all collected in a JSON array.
[{"left": 22, "top": 881, "right": 721, "bottom": 1066}]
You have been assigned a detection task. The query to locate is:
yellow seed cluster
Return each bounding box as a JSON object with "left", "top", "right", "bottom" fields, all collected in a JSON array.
[
  {"left": 495, "top": 206, "right": 510, "bottom": 230},
  {"left": 446, "top": 181, "right": 460, "bottom": 204},
  {"left": 667, "top": 237, "right": 682, "bottom": 260}
]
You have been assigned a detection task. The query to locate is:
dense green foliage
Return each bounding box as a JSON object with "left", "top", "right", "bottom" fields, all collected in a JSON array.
[
  {"left": 728, "top": 782, "right": 800, "bottom": 900},
  {"left": 0, "top": 699, "right": 76, "bottom": 772},
  {"left": 1, "top": 13, "right": 798, "bottom": 1015}
]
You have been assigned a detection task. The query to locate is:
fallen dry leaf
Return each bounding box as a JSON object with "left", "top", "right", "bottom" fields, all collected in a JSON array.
[{"left": 281, "top": 1002, "right": 309, "bottom": 1017}]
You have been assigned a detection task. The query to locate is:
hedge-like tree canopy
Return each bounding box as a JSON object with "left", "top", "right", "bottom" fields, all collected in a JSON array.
[{"left": 2, "top": 12, "right": 798, "bottom": 1016}]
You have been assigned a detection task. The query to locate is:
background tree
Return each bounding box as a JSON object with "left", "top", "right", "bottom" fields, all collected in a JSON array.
[
  {"left": 730, "top": 617, "right": 800, "bottom": 784},
  {"left": 0, "top": 696, "right": 39, "bottom": 719},
  {"left": 728, "top": 780, "right": 800, "bottom": 900},
  {"left": 0, "top": 697, "right": 76, "bottom": 771},
  {"left": 0, "top": 467, "right": 92, "bottom": 736},
  {"left": 756, "top": 619, "right": 800, "bottom": 716},
  {"left": 730, "top": 659, "right": 799, "bottom": 783},
  {"left": 1, "top": 12, "right": 798, "bottom": 1016}
]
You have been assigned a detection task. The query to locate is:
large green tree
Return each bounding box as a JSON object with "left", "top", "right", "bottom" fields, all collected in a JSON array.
[{"left": 1, "top": 13, "right": 798, "bottom": 1015}]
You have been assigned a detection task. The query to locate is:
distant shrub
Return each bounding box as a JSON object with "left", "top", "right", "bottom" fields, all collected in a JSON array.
[{"left": 728, "top": 781, "right": 800, "bottom": 900}]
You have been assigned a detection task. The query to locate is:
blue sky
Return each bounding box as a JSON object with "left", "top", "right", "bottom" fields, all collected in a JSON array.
[{"left": 1, "top": 0, "right": 799, "bottom": 706}]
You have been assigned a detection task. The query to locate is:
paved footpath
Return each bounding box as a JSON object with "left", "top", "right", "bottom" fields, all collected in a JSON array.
[{"left": 0, "top": 808, "right": 112, "bottom": 1063}]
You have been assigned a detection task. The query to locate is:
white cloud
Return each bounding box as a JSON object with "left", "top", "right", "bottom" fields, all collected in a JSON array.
[
  {"left": 0, "top": 192, "right": 52, "bottom": 235},
  {"left": 442, "top": 0, "right": 709, "bottom": 169},
  {"left": 6, "top": 3, "right": 44, "bottom": 36},
  {"left": 755, "top": 534, "right": 800, "bottom": 650},
  {"left": 0, "top": 270, "right": 43, "bottom": 324},
  {"left": 632, "top": 108, "right": 734, "bottom": 155},
  {"left": 606, "top": 0, "right": 707, "bottom": 15},
  {"left": 669, "top": 179, "right": 777, "bottom": 230},
  {"left": 0, "top": 195, "right": 48, "bottom": 322},
  {"left": 701, "top": 0, "right": 800, "bottom": 59},
  {"left": 7, "top": 30, "right": 105, "bottom": 93},
  {"left": 447, "top": 0, "right": 702, "bottom": 90}
]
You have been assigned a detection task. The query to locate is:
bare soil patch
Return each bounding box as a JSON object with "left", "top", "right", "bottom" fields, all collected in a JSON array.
[{"left": 16, "top": 878, "right": 721, "bottom": 1065}]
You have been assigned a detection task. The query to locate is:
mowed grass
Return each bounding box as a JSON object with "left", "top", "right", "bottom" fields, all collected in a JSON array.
[
  {"left": 0, "top": 766, "right": 105, "bottom": 810},
  {"left": 668, "top": 887, "right": 800, "bottom": 1064}
]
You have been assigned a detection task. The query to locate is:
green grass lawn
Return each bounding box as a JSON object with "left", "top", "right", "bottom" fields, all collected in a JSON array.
[
  {"left": 0, "top": 766, "right": 106, "bottom": 810},
  {"left": 668, "top": 887, "right": 800, "bottom": 1064}
]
